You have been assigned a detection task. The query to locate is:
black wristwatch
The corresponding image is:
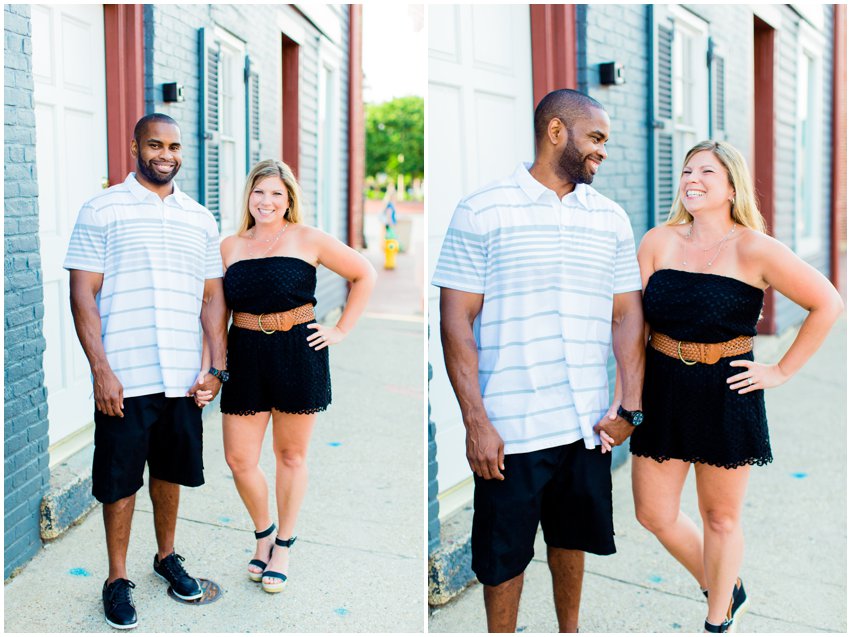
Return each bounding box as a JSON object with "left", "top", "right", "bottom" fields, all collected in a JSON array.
[
  {"left": 209, "top": 367, "right": 230, "bottom": 383},
  {"left": 617, "top": 406, "right": 644, "bottom": 426}
]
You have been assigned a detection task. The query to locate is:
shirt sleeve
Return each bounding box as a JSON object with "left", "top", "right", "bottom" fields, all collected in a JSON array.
[
  {"left": 613, "top": 213, "right": 642, "bottom": 294},
  {"left": 63, "top": 203, "right": 105, "bottom": 273},
  {"left": 431, "top": 201, "right": 487, "bottom": 294},
  {"left": 204, "top": 216, "right": 224, "bottom": 279}
]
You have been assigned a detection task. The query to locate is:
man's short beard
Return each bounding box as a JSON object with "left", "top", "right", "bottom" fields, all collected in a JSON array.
[
  {"left": 137, "top": 156, "right": 180, "bottom": 185},
  {"left": 556, "top": 130, "right": 594, "bottom": 185}
]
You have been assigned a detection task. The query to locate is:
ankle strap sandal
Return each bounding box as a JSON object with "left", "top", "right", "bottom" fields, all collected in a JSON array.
[
  {"left": 704, "top": 618, "right": 732, "bottom": 633},
  {"left": 247, "top": 523, "right": 276, "bottom": 582},
  {"left": 261, "top": 536, "right": 297, "bottom": 594}
]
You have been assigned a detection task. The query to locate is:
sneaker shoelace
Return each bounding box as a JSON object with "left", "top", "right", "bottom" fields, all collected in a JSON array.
[
  {"left": 161, "top": 553, "right": 190, "bottom": 580},
  {"left": 111, "top": 579, "right": 136, "bottom": 606}
]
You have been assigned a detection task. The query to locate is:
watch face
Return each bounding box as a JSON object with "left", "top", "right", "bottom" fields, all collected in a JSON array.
[
  {"left": 632, "top": 411, "right": 644, "bottom": 426},
  {"left": 221, "top": 371, "right": 230, "bottom": 382}
]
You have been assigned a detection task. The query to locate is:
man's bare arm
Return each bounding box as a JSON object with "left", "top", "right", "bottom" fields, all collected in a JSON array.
[
  {"left": 69, "top": 269, "right": 124, "bottom": 417},
  {"left": 189, "top": 277, "right": 228, "bottom": 400},
  {"left": 594, "top": 290, "right": 645, "bottom": 449},
  {"left": 439, "top": 288, "right": 504, "bottom": 480}
]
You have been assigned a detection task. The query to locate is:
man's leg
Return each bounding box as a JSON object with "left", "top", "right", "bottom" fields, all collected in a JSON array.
[
  {"left": 104, "top": 494, "right": 137, "bottom": 583},
  {"left": 483, "top": 572, "right": 524, "bottom": 632},
  {"left": 150, "top": 478, "right": 180, "bottom": 560},
  {"left": 548, "top": 547, "right": 584, "bottom": 633}
]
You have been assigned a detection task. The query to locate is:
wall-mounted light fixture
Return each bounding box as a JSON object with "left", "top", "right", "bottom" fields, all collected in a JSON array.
[
  {"left": 163, "top": 82, "right": 185, "bottom": 103},
  {"left": 599, "top": 62, "right": 625, "bottom": 86}
]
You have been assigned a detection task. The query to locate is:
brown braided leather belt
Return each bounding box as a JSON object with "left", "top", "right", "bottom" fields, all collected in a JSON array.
[
  {"left": 232, "top": 303, "right": 314, "bottom": 334},
  {"left": 649, "top": 331, "right": 753, "bottom": 366}
]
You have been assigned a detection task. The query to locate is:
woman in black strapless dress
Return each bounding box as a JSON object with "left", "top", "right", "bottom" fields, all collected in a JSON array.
[
  {"left": 197, "top": 159, "right": 375, "bottom": 594},
  {"left": 624, "top": 141, "right": 842, "bottom": 632}
]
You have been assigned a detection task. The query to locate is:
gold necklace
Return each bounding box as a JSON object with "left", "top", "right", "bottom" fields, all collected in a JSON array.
[
  {"left": 681, "top": 222, "right": 736, "bottom": 270},
  {"left": 247, "top": 222, "right": 289, "bottom": 258}
]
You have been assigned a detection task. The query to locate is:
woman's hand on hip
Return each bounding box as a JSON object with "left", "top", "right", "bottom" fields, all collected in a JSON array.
[
  {"left": 306, "top": 323, "right": 346, "bottom": 350},
  {"left": 727, "top": 360, "right": 790, "bottom": 393}
]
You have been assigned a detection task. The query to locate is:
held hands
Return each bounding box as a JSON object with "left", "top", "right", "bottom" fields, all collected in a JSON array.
[
  {"left": 593, "top": 403, "right": 635, "bottom": 454},
  {"left": 93, "top": 368, "right": 125, "bottom": 417},
  {"left": 187, "top": 371, "right": 222, "bottom": 408},
  {"left": 466, "top": 420, "right": 505, "bottom": 480},
  {"left": 306, "top": 323, "right": 346, "bottom": 350},
  {"left": 727, "top": 360, "right": 790, "bottom": 393}
]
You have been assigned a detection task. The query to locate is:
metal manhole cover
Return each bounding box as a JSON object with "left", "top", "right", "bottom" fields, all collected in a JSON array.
[{"left": 166, "top": 578, "right": 222, "bottom": 605}]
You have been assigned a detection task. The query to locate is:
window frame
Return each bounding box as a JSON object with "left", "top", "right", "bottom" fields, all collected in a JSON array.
[
  {"left": 794, "top": 21, "right": 825, "bottom": 257},
  {"left": 316, "top": 39, "right": 343, "bottom": 237}
]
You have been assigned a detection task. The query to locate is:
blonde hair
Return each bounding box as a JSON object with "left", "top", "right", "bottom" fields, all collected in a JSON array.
[
  {"left": 666, "top": 140, "right": 766, "bottom": 233},
  {"left": 238, "top": 159, "right": 303, "bottom": 234}
]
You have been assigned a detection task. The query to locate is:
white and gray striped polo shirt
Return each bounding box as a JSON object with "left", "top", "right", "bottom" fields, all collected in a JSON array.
[
  {"left": 433, "top": 163, "right": 641, "bottom": 455},
  {"left": 64, "top": 173, "right": 223, "bottom": 399}
]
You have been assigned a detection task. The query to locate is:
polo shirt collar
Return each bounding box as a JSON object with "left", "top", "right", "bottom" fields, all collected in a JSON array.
[
  {"left": 125, "top": 172, "right": 189, "bottom": 209},
  {"left": 513, "top": 162, "right": 590, "bottom": 210}
]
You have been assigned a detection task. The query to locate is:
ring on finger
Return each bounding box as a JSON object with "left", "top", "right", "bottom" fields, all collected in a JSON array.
[{"left": 747, "top": 377, "right": 753, "bottom": 385}]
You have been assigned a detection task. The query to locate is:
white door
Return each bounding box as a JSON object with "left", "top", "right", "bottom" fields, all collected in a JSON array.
[
  {"left": 427, "top": 5, "right": 534, "bottom": 514},
  {"left": 32, "top": 4, "right": 107, "bottom": 450}
]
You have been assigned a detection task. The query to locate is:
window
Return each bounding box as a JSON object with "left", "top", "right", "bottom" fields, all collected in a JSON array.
[
  {"left": 670, "top": 6, "right": 709, "bottom": 177},
  {"left": 199, "top": 27, "right": 259, "bottom": 233},
  {"left": 652, "top": 6, "right": 710, "bottom": 226},
  {"left": 216, "top": 28, "right": 247, "bottom": 235}
]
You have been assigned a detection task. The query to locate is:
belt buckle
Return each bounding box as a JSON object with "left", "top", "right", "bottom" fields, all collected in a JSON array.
[
  {"left": 258, "top": 313, "right": 276, "bottom": 335},
  {"left": 677, "top": 341, "right": 698, "bottom": 366}
]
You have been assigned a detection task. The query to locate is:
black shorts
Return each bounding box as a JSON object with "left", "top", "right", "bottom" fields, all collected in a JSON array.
[
  {"left": 92, "top": 394, "right": 204, "bottom": 504},
  {"left": 471, "top": 440, "right": 616, "bottom": 586}
]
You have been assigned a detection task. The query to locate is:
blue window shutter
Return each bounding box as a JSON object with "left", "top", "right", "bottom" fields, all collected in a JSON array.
[
  {"left": 199, "top": 27, "right": 221, "bottom": 225},
  {"left": 654, "top": 19, "right": 675, "bottom": 226},
  {"left": 710, "top": 48, "right": 726, "bottom": 139},
  {"left": 245, "top": 55, "right": 261, "bottom": 170}
]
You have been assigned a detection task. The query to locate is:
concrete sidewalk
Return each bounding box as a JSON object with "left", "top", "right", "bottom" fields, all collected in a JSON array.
[
  {"left": 3, "top": 314, "right": 425, "bottom": 633},
  {"left": 429, "top": 316, "right": 847, "bottom": 633}
]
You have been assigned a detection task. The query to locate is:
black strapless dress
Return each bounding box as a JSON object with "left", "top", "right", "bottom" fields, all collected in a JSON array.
[
  {"left": 220, "top": 256, "right": 331, "bottom": 415},
  {"left": 630, "top": 269, "right": 772, "bottom": 469}
]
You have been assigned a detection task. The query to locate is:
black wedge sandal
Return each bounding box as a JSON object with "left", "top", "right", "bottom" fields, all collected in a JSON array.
[
  {"left": 704, "top": 618, "right": 732, "bottom": 633},
  {"left": 261, "top": 536, "right": 297, "bottom": 594},
  {"left": 248, "top": 523, "right": 276, "bottom": 582}
]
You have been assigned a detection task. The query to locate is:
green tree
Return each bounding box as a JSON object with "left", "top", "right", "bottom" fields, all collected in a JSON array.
[{"left": 365, "top": 96, "right": 424, "bottom": 182}]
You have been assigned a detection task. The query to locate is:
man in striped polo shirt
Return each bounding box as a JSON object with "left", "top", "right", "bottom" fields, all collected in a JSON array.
[
  {"left": 434, "top": 89, "right": 645, "bottom": 632},
  {"left": 65, "top": 114, "right": 227, "bottom": 630}
]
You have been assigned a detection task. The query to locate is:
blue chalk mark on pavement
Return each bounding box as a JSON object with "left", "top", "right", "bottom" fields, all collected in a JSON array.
[
  {"left": 649, "top": 575, "right": 663, "bottom": 583},
  {"left": 327, "top": 442, "right": 342, "bottom": 447},
  {"left": 219, "top": 516, "right": 232, "bottom": 523},
  {"left": 791, "top": 472, "right": 808, "bottom": 479},
  {"left": 335, "top": 608, "right": 349, "bottom": 616},
  {"left": 69, "top": 567, "right": 91, "bottom": 577}
]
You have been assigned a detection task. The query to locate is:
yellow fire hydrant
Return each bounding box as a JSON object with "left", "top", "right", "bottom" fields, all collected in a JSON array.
[{"left": 384, "top": 225, "right": 400, "bottom": 269}]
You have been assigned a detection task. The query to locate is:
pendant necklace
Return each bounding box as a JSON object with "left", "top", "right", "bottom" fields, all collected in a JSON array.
[
  {"left": 682, "top": 222, "right": 736, "bottom": 271},
  {"left": 247, "top": 222, "right": 289, "bottom": 258}
]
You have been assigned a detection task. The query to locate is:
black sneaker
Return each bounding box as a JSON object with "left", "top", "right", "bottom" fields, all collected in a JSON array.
[
  {"left": 153, "top": 552, "right": 203, "bottom": 601},
  {"left": 102, "top": 578, "right": 138, "bottom": 630}
]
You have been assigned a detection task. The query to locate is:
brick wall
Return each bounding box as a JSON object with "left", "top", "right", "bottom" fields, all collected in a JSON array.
[
  {"left": 579, "top": 4, "right": 651, "bottom": 241},
  {"left": 4, "top": 3, "right": 50, "bottom": 580}
]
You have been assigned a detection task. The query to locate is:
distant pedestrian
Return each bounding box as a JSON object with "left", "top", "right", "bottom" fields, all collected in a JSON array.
[
  {"left": 65, "top": 113, "right": 228, "bottom": 630},
  {"left": 629, "top": 140, "right": 844, "bottom": 632},
  {"left": 433, "top": 89, "right": 645, "bottom": 632},
  {"left": 199, "top": 159, "right": 375, "bottom": 594}
]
